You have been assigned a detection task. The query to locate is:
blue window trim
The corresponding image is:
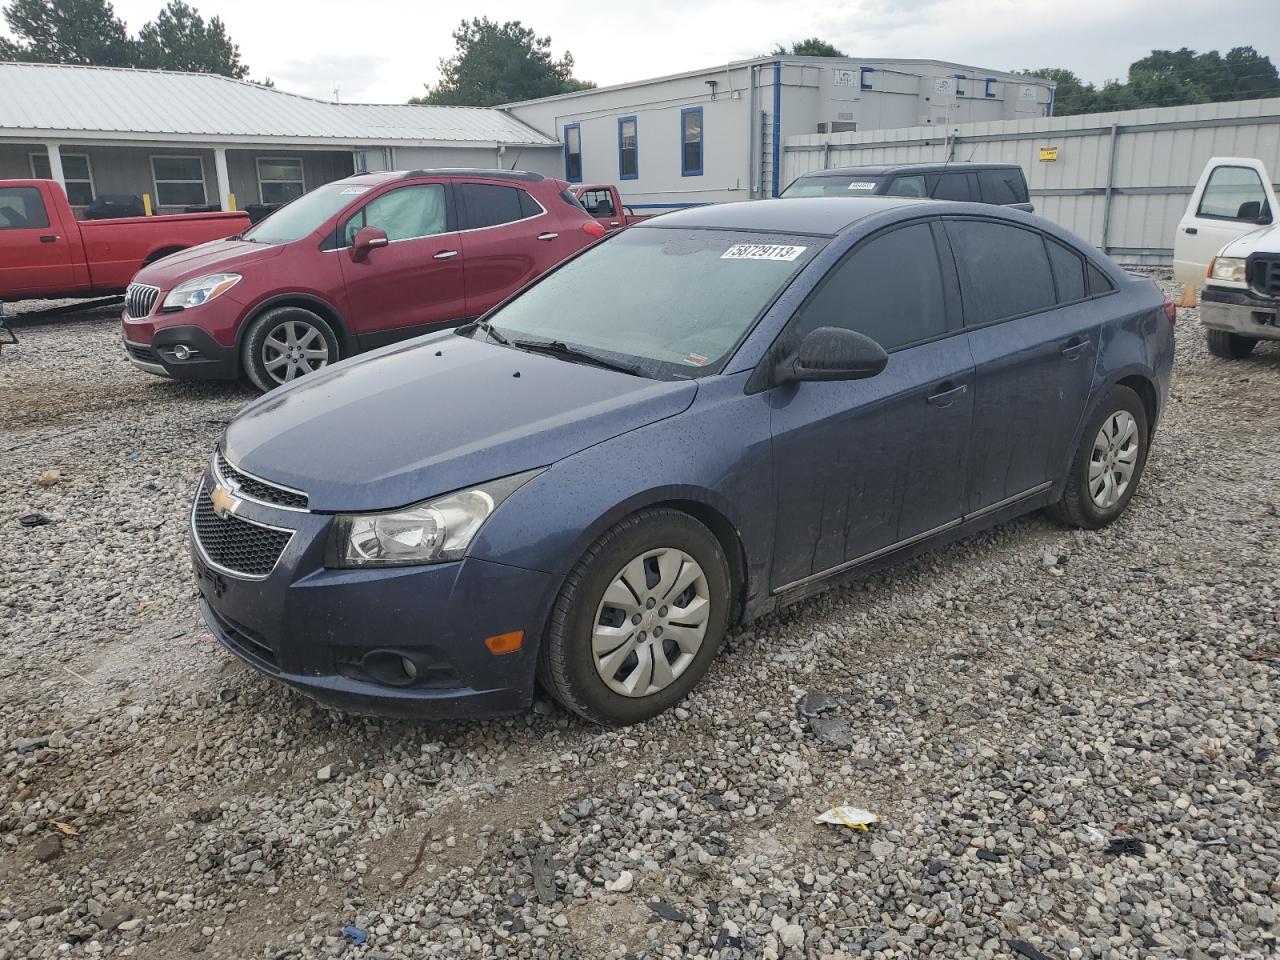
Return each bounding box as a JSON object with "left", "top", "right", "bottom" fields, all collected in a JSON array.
[
  {"left": 984, "top": 78, "right": 997, "bottom": 98},
  {"left": 563, "top": 122, "right": 582, "bottom": 183},
  {"left": 859, "top": 66, "right": 875, "bottom": 91},
  {"left": 680, "top": 106, "right": 703, "bottom": 177},
  {"left": 953, "top": 74, "right": 967, "bottom": 97},
  {"left": 617, "top": 115, "right": 638, "bottom": 181}
]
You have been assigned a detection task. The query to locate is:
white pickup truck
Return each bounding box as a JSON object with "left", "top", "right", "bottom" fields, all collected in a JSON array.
[{"left": 1173, "top": 157, "right": 1279, "bottom": 359}]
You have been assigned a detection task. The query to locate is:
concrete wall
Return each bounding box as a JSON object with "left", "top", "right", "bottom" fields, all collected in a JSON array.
[
  {"left": 782, "top": 96, "right": 1280, "bottom": 263},
  {"left": 505, "top": 58, "right": 1053, "bottom": 208}
]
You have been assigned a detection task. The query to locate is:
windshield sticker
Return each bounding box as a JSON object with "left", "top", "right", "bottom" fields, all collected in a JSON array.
[
  {"left": 846, "top": 181, "right": 877, "bottom": 190},
  {"left": 683, "top": 352, "right": 710, "bottom": 366},
  {"left": 721, "top": 243, "right": 807, "bottom": 262},
  {"left": 339, "top": 187, "right": 371, "bottom": 195}
]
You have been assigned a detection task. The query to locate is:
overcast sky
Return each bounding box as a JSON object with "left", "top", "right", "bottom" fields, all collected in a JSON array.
[{"left": 10, "top": 0, "right": 1280, "bottom": 103}]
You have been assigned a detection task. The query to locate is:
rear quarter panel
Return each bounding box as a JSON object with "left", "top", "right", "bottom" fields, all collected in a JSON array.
[
  {"left": 79, "top": 211, "right": 250, "bottom": 292},
  {"left": 1088, "top": 275, "right": 1174, "bottom": 443}
]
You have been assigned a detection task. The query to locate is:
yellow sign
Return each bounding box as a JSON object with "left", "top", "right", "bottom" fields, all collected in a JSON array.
[{"left": 1039, "top": 146, "right": 1059, "bottom": 162}]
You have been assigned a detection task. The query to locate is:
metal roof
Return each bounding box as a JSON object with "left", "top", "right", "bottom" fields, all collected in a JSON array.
[{"left": 0, "top": 62, "right": 558, "bottom": 146}]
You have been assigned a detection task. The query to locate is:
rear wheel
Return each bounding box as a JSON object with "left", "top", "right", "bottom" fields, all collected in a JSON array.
[
  {"left": 1048, "top": 385, "right": 1149, "bottom": 529},
  {"left": 538, "top": 509, "right": 731, "bottom": 726},
  {"left": 242, "top": 306, "right": 339, "bottom": 391},
  {"left": 1206, "top": 329, "right": 1257, "bottom": 360}
]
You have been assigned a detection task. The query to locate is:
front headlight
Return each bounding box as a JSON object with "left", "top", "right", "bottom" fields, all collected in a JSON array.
[
  {"left": 327, "top": 469, "right": 542, "bottom": 568},
  {"left": 1208, "top": 257, "right": 1246, "bottom": 283},
  {"left": 163, "top": 273, "right": 241, "bottom": 310}
]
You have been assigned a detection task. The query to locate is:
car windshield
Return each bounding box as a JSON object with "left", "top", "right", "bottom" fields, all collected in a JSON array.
[
  {"left": 475, "top": 227, "right": 823, "bottom": 379},
  {"left": 242, "top": 181, "right": 370, "bottom": 244},
  {"left": 782, "top": 176, "right": 885, "bottom": 198}
]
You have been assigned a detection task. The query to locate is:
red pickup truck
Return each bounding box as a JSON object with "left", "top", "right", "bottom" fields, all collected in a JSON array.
[
  {"left": 0, "top": 179, "right": 249, "bottom": 302},
  {"left": 570, "top": 184, "right": 654, "bottom": 232}
]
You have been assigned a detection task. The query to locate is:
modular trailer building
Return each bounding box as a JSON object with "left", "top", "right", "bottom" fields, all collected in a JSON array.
[{"left": 504, "top": 57, "right": 1055, "bottom": 210}]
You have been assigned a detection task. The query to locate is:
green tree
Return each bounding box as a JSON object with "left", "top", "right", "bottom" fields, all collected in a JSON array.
[
  {"left": 135, "top": 0, "right": 246, "bottom": 77},
  {"left": 2, "top": 0, "right": 134, "bottom": 66},
  {"left": 771, "top": 38, "right": 845, "bottom": 57},
  {"left": 413, "top": 17, "right": 593, "bottom": 106},
  {"left": 1022, "top": 68, "right": 1100, "bottom": 115},
  {"left": 1224, "top": 45, "right": 1280, "bottom": 100}
]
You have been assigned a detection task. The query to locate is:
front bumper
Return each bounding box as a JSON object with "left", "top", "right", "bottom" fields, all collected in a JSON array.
[
  {"left": 190, "top": 469, "right": 561, "bottom": 719},
  {"left": 1199, "top": 285, "right": 1280, "bottom": 340},
  {"left": 121, "top": 300, "right": 243, "bottom": 380}
]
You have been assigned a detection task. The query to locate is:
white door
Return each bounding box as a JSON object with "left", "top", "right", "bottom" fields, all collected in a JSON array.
[{"left": 1173, "top": 157, "right": 1276, "bottom": 289}]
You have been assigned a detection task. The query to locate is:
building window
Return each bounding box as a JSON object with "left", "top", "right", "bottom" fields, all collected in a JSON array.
[
  {"left": 859, "top": 67, "right": 875, "bottom": 90},
  {"left": 618, "top": 116, "right": 638, "bottom": 181},
  {"left": 257, "top": 157, "right": 305, "bottom": 204},
  {"left": 680, "top": 107, "right": 703, "bottom": 177},
  {"left": 563, "top": 123, "right": 582, "bottom": 183},
  {"left": 30, "top": 152, "right": 95, "bottom": 206},
  {"left": 151, "top": 156, "right": 207, "bottom": 207}
]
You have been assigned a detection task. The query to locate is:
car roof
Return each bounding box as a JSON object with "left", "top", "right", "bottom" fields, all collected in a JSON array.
[
  {"left": 796, "top": 162, "right": 1021, "bottom": 178},
  {"left": 638, "top": 197, "right": 929, "bottom": 236},
  {"left": 338, "top": 169, "right": 547, "bottom": 186}
]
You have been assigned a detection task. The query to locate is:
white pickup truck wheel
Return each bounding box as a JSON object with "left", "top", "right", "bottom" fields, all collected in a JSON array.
[{"left": 1205, "top": 329, "right": 1258, "bottom": 360}]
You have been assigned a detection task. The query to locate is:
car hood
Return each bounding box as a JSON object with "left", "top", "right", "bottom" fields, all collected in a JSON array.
[
  {"left": 222, "top": 333, "right": 699, "bottom": 512},
  {"left": 1220, "top": 222, "right": 1280, "bottom": 258},
  {"left": 133, "top": 237, "right": 285, "bottom": 288}
]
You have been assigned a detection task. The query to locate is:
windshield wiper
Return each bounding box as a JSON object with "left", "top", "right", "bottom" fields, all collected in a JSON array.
[
  {"left": 510, "top": 338, "right": 642, "bottom": 376},
  {"left": 473, "top": 318, "right": 509, "bottom": 346}
]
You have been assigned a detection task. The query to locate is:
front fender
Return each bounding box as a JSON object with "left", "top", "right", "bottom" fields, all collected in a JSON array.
[{"left": 470, "top": 372, "right": 776, "bottom": 610}]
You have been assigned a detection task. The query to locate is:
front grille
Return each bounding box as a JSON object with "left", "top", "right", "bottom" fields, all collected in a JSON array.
[
  {"left": 192, "top": 479, "right": 293, "bottom": 578},
  {"left": 127, "top": 343, "right": 158, "bottom": 364},
  {"left": 215, "top": 451, "right": 309, "bottom": 510},
  {"left": 1249, "top": 255, "right": 1280, "bottom": 298},
  {"left": 125, "top": 283, "right": 161, "bottom": 319}
]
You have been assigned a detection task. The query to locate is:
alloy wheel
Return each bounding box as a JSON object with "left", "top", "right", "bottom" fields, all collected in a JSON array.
[
  {"left": 262, "top": 320, "right": 331, "bottom": 385},
  {"left": 1089, "top": 409, "right": 1139, "bottom": 509},
  {"left": 592, "top": 547, "right": 711, "bottom": 698}
]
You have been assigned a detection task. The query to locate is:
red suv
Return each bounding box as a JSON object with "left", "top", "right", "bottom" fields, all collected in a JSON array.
[{"left": 120, "top": 169, "right": 605, "bottom": 389}]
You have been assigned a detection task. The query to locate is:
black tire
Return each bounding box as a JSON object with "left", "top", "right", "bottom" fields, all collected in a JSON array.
[
  {"left": 538, "top": 508, "right": 732, "bottom": 726},
  {"left": 241, "top": 306, "right": 340, "bottom": 392},
  {"left": 1048, "top": 384, "right": 1149, "bottom": 530},
  {"left": 1206, "top": 329, "right": 1257, "bottom": 360}
]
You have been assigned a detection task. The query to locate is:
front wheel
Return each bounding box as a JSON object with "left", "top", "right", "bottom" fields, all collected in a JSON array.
[
  {"left": 1048, "top": 385, "right": 1149, "bottom": 529},
  {"left": 538, "top": 509, "right": 732, "bottom": 726},
  {"left": 242, "top": 306, "right": 340, "bottom": 391},
  {"left": 1206, "top": 329, "right": 1257, "bottom": 360}
]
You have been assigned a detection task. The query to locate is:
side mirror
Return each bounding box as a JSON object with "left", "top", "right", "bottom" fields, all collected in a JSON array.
[
  {"left": 778, "top": 326, "right": 888, "bottom": 384},
  {"left": 350, "top": 226, "right": 388, "bottom": 262}
]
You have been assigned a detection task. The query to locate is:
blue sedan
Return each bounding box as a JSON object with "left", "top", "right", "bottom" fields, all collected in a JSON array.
[{"left": 192, "top": 197, "right": 1174, "bottom": 725}]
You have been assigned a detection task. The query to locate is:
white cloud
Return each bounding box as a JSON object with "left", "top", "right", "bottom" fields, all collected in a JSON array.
[{"left": 31, "top": 0, "right": 1280, "bottom": 101}]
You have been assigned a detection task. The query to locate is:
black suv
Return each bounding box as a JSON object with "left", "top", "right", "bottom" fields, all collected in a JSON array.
[{"left": 781, "top": 162, "right": 1033, "bottom": 212}]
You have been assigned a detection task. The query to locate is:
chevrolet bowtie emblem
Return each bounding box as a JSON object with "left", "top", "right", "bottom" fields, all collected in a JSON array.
[{"left": 210, "top": 483, "right": 241, "bottom": 520}]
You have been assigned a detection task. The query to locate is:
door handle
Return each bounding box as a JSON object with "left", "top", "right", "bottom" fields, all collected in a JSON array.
[
  {"left": 1184, "top": 227, "right": 1198, "bottom": 235},
  {"left": 926, "top": 382, "right": 968, "bottom": 407},
  {"left": 39, "top": 234, "right": 59, "bottom": 243},
  {"left": 536, "top": 232, "right": 559, "bottom": 241},
  {"left": 609, "top": 221, "right": 620, "bottom": 227},
  {"left": 432, "top": 250, "right": 458, "bottom": 260},
  {"left": 1061, "top": 338, "right": 1090, "bottom": 360}
]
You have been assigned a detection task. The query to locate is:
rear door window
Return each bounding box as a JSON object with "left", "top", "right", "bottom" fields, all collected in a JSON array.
[
  {"left": 946, "top": 219, "right": 1057, "bottom": 324},
  {"left": 1046, "top": 238, "right": 1087, "bottom": 303},
  {"left": 930, "top": 172, "right": 975, "bottom": 202},
  {"left": 977, "top": 169, "right": 1027, "bottom": 205},
  {"left": 790, "top": 222, "right": 947, "bottom": 351},
  {"left": 0, "top": 186, "right": 50, "bottom": 229},
  {"left": 458, "top": 183, "right": 540, "bottom": 230}
]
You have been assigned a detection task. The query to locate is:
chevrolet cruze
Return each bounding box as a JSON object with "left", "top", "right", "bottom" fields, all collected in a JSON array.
[{"left": 192, "top": 197, "right": 1174, "bottom": 726}]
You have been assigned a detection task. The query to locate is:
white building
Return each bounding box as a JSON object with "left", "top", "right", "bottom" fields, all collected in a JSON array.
[{"left": 505, "top": 57, "right": 1056, "bottom": 210}]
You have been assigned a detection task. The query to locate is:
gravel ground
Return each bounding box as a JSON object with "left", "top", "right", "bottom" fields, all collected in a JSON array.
[{"left": 1, "top": 280, "right": 1277, "bottom": 960}]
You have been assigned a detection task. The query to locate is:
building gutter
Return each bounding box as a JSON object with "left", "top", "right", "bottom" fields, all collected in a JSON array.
[{"left": 771, "top": 61, "right": 782, "bottom": 198}]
